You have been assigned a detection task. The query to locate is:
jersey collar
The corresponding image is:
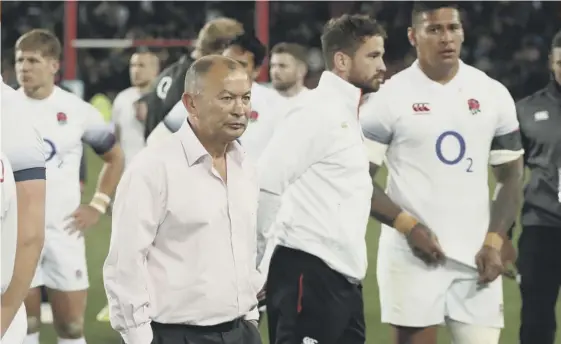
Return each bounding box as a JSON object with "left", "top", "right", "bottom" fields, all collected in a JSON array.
[
  {"left": 411, "top": 59, "right": 467, "bottom": 90},
  {"left": 178, "top": 118, "right": 245, "bottom": 167},
  {"left": 316, "top": 71, "right": 362, "bottom": 110}
]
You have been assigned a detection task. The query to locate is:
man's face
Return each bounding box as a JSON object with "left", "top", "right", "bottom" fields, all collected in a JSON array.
[
  {"left": 348, "top": 35, "right": 386, "bottom": 93},
  {"left": 222, "top": 45, "right": 258, "bottom": 80},
  {"left": 270, "top": 53, "right": 303, "bottom": 91},
  {"left": 15, "top": 50, "right": 58, "bottom": 90},
  {"left": 188, "top": 66, "right": 252, "bottom": 142},
  {"left": 410, "top": 8, "right": 464, "bottom": 69},
  {"left": 551, "top": 47, "right": 561, "bottom": 86},
  {"left": 129, "top": 53, "right": 159, "bottom": 88}
]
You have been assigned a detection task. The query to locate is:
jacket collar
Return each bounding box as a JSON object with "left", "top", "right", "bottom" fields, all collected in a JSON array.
[
  {"left": 316, "top": 71, "right": 362, "bottom": 110},
  {"left": 546, "top": 77, "right": 561, "bottom": 103}
]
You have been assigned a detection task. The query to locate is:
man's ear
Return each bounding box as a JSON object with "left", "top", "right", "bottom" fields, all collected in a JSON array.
[
  {"left": 182, "top": 92, "right": 196, "bottom": 115},
  {"left": 407, "top": 27, "right": 417, "bottom": 47}
]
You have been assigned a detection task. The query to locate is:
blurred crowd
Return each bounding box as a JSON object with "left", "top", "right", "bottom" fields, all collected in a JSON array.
[{"left": 2, "top": 1, "right": 560, "bottom": 101}]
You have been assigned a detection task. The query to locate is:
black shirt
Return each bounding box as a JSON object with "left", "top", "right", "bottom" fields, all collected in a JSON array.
[
  {"left": 516, "top": 80, "right": 561, "bottom": 229},
  {"left": 140, "top": 55, "right": 194, "bottom": 139}
]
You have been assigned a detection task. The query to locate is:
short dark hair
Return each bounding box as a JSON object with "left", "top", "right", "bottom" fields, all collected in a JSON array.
[
  {"left": 552, "top": 30, "right": 561, "bottom": 50},
  {"left": 227, "top": 33, "right": 267, "bottom": 67},
  {"left": 271, "top": 42, "right": 308, "bottom": 64},
  {"left": 411, "top": 2, "right": 460, "bottom": 26},
  {"left": 15, "top": 29, "right": 62, "bottom": 59},
  {"left": 321, "top": 14, "right": 386, "bottom": 70}
]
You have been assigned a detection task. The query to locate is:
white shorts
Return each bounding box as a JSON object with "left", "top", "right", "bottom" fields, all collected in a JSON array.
[
  {"left": 377, "top": 245, "right": 504, "bottom": 329},
  {"left": 2, "top": 304, "right": 27, "bottom": 344},
  {"left": 30, "top": 229, "right": 89, "bottom": 291}
]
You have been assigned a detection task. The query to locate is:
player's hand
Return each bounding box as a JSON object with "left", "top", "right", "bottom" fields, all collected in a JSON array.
[
  {"left": 257, "top": 286, "right": 266, "bottom": 302},
  {"left": 475, "top": 245, "right": 504, "bottom": 284},
  {"left": 501, "top": 238, "right": 517, "bottom": 279},
  {"left": 134, "top": 101, "right": 147, "bottom": 122},
  {"left": 64, "top": 204, "right": 102, "bottom": 237},
  {"left": 406, "top": 223, "right": 446, "bottom": 265},
  {"left": 247, "top": 320, "right": 259, "bottom": 328}
]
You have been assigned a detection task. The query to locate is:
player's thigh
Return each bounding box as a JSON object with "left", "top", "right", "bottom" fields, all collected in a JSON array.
[
  {"left": 24, "top": 287, "right": 42, "bottom": 333},
  {"left": 294, "top": 264, "right": 360, "bottom": 344},
  {"left": 47, "top": 288, "right": 87, "bottom": 322},
  {"left": 446, "top": 318, "right": 501, "bottom": 344},
  {"left": 392, "top": 325, "right": 439, "bottom": 344},
  {"left": 445, "top": 262, "right": 504, "bottom": 328},
  {"left": 377, "top": 245, "right": 449, "bottom": 327},
  {"left": 43, "top": 231, "right": 89, "bottom": 291}
]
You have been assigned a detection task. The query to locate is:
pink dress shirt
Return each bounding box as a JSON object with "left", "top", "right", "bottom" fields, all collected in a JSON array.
[{"left": 103, "top": 120, "right": 261, "bottom": 344}]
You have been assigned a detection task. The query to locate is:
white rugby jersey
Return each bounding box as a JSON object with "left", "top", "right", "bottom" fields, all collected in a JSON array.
[
  {"left": 19, "top": 86, "right": 116, "bottom": 231},
  {"left": 1, "top": 154, "right": 18, "bottom": 293},
  {"left": 1, "top": 82, "right": 46, "bottom": 181},
  {"left": 360, "top": 60, "right": 524, "bottom": 267},
  {"left": 162, "top": 83, "right": 281, "bottom": 162},
  {"left": 112, "top": 87, "right": 144, "bottom": 166}
]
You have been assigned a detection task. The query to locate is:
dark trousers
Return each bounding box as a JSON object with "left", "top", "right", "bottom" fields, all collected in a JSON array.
[
  {"left": 149, "top": 318, "right": 262, "bottom": 344},
  {"left": 266, "top": 246, "right": 365, "bottom": 344},
  {"left": 517, "top": 226, "right": 561, "bottom": 344}
]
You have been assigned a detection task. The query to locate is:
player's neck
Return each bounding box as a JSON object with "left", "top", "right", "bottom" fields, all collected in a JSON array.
[
  {"left": 418, "top": 60, "right": 459, "bottom": 85},
  {"left": 277, "top": 83, "right": 304, "bottom": 98},
  {"left": 24, "top": 83, "right": 55, "bottom": 100},
  {"left": 189, "top": 120, "right": 229, "bottom": 159},
  {"left": 136, "top": 84, "right": 151, "bottom": 94}
]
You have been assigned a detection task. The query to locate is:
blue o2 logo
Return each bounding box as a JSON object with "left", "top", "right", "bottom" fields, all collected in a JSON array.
[
  {"left": 43, "top": 138, "right": 57, "bottom": 162},
  {"left": 435, "top": 131, "right": 473, "bottom": 172}
]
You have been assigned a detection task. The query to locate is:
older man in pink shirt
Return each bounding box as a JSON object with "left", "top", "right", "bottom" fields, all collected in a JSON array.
[{"left": 103, "top": 55, "right": 262, "bottom": 344}]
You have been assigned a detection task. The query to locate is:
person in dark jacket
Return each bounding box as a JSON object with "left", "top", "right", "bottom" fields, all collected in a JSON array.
[
  {"left": 137, "top": 17, "right": 244, "bottom": 139},
  {"left": 514, "top": 30, "right": 561, "bottom": 344}
]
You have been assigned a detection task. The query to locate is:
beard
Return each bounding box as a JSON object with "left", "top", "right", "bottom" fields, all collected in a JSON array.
[
  {"left": 348, "top": 73, "right": 382, "bottom": 95},
  {"left": 272, "top": 79, "right": 295, "bottom": 92}
]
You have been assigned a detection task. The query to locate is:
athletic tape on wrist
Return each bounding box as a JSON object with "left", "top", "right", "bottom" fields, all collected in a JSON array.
[
  {"left": 393, "top": 212, "right": 418, "bottom": 235},
  {"left": 483, "top": 232, "right": 503, "bottom": 250},
  {"left": 89, "top": 192, "right": 111, "bottom": 214}
]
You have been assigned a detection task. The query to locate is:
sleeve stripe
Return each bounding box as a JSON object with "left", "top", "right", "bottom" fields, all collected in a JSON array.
[
  {"left": 14, "top": 167, "right": 46, "bottom": 182},
  {"left": 491, "top": 130, "right": 523, "bottom": 152}
]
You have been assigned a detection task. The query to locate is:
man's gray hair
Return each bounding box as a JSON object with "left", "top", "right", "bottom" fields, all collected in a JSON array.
[{"left": 184, "top": 55, "right": 243, "bottom": 95}]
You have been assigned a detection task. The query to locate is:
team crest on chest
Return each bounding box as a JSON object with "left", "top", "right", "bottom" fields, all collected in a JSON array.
[
  {"left": 467, "top": 98, "right": 481, "bottom": 115},
  {"left": 56, "top": 112, "right": 68, "bottom": 125},
  {"left": 249, "top": 111, "right": 259, "bottom": 122}
]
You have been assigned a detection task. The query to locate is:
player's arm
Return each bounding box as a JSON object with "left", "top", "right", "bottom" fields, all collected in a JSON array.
[
  {"left": 486, "top": 83, "right": 525, "bottom": 248},
  {"left": 103, "top": 158, "right": 166, "bottom": 344},
  {"left": 1, "top": 122, "right": 46, "bottom": 334},
  {"left": 360, "top": 95, "right": 414, "bottom": 231},
  {"left": 82, "top": 106, "right": 124, "bottom": 215},
  {"left": 256, "top": 105, "right": 329, "bottom": 267}
]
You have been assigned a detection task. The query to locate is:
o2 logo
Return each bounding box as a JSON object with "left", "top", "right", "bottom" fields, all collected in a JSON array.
[
  {"left": 435, "top": 131, "right": 473, "bottom": 172},
  {"left": 43, "top": 138, "right": 57, "bottom": 162}
]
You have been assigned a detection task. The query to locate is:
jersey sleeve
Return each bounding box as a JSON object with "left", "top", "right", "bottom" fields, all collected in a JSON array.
[
  {"left": 489, "top": 81, "right": 524, "bottom": 165},
  {"left": 359, "top": 92, "right": 395, "bottom": 165},
  {"left": 1, "top": 107, "right": 46, "bottom": 182},
  {"left": 162, "top": 101, "right": 188, "bottom": 133},
  {"left": 81, "top": 101, "right": 117, "bottom": 155},
  {"left": 359, "top": 91, "right": 396, "bottom": 145}
]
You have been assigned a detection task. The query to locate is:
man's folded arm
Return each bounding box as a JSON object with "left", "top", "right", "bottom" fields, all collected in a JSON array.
[{"left": 103, "top": 158, "right": 167, "bottom": 344}]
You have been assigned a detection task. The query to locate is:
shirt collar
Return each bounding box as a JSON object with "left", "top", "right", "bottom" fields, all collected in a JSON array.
[
  {"left": 177, "top": 118, "right": 245, "bottom": 167},
  {"left": 316, "top": 71, "right": 362, "bottom": 109}
]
